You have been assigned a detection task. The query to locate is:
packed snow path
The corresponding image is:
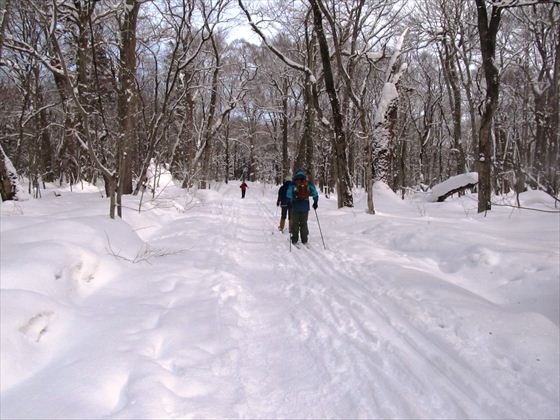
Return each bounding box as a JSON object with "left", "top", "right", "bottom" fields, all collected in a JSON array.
[{"left": 1, "top": 182, "right": 558, "bottom": 419}]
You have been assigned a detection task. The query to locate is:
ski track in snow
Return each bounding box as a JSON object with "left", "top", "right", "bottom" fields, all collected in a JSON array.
[
  {"left": 129, "top": 188, "right": 554, "bottom": 418},
  {"left": 1, "top": 183, "right": 558, "bottom": 419}
]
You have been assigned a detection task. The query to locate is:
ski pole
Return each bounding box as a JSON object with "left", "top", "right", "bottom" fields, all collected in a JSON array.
[{"left": 314, "top": 209, "right": 326, "bottom": 250}]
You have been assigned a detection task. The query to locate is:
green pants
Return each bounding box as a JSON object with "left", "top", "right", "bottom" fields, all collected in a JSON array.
[{"left": 291, "top": 211, "right": 309, "bottom": 243}]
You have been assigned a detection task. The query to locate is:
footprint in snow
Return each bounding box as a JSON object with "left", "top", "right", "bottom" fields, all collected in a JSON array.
[{"left": 19, "top": 311, "right": 54, "bottom": 342}]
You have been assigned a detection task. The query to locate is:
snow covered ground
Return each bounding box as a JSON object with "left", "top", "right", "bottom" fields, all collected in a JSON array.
[{"left": 1, "top": 177, "right": 559, "bottom": 419}]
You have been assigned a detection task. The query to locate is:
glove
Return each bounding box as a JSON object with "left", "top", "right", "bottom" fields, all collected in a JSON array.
[
  {"left": 312, "top": 202, "right": 318, "bottom": 210},
  {"left": 276, "top": 201, "right": 280, "bottom": 207}
]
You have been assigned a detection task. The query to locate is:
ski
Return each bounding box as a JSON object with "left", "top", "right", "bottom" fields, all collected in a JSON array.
[{"left": 291, "top": 242, "right": 311, "bottom": 250}]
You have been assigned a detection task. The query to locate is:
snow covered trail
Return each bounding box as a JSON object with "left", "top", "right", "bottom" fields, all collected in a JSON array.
[
  {"left": 129, "top": 185, "right": 557, "bottom": 418},
  {"left": 1, "top": 181, "right": 558, "bottom": 419},
  {"left": 205, "top": 189, "right": 555, "bottom": 419}
]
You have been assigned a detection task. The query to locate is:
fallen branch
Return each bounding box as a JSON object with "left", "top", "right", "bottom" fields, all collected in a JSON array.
[{"left": 105, "top": 233, "right": 185, "bottom": 263}]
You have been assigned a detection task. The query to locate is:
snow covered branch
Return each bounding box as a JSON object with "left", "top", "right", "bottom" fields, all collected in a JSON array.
[
  {"left": 489, "top": 0, "right": 560, "bottom": 7},
  {"left": 237, "top": 0, "right": 316, "bottom": 81}
]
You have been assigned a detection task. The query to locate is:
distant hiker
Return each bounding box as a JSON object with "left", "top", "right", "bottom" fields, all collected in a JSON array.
[
  {"left": 240, "top": 181, "right": 248, "bottom": 198},
  {"left": 287, "top": 169, "right": 318, "bottom": 245},
  {"left": 277, "top": 175, "right": 293, "bottom": 233}
]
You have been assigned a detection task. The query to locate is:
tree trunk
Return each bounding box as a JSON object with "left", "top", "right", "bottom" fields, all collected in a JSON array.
[
  {"left": 249, "top": 126, "right": 256, "bottom": 182},
  {"left": 294, "top": 26, "right": 316, "bottom": 179},
  {"left": 0, "top": 143, "right": 18, "bottom": 201},
  {"left": 370, "top": 28, "right": 408, "bottom": 195},
  {"left": 295, "top": 76, "right": 315, "bottom": 178},
  {"left": 475, "top": 0, "right": 502, "bottom": 213},
  {"left": 200, "top": 37, "right": 220, "bottom": 189},
  {"left": 309, "top": 0, "right": 353, "bottom": 208},
  {"left": 439, "top": 37, "right": 465, "bottom": 175},
  {"left": 0, "top": 0, "right": 12, "bottom": 62},
  {"left": 32, "top": 66, "right": 54, "bottom": 183},
  {"left": 281, "top": 77, "right": 289, "bottom": 179},
  {"left": 366, "top": 139, "right": 375, "bottom": 214},
  {"left": 549, "top": 24, "right": 560, "bottom": 194},
  {"left": 223, "top": 113, "right": 230, "bottom": 184},
  {"left": 117, "top": 0, "right": 140, "bottom": 196},
  {"left": 180, "top": 71, "right": 196, "bottom": 189}
]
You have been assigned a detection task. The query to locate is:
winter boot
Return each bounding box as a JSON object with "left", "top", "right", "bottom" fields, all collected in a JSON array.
[{"left": 279, "top": 218, "right": 286, "bottom": 233}]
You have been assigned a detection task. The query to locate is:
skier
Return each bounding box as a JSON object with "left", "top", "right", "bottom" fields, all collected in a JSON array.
[
  {"left": 240, "top": 181, "right": 248, "bottom": 198},
  {"left": 287, "top": 169, "right": 318, "bottom": 246},
  {"left": 276, "top": 175, "right": 292, "bottom": 233}
]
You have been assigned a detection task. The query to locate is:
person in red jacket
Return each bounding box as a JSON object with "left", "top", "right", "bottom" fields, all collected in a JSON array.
[{"left": 240, "top": 181, "right": 248, "bottom": 198}]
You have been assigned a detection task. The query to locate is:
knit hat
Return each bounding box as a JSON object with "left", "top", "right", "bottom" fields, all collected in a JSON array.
[{"left": 293, "top": 169, "right": 306, "bottom": 180}]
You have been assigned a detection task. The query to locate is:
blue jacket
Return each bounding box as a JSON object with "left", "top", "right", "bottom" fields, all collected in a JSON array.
[
  {"left": 277, "top": 181, "right": 291, "bottom": 207},
  {"left": 287, "top": 170, "right": 318, "bottom": 213}
]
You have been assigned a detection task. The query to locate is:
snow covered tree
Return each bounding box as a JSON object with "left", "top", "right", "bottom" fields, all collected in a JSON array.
[
  {"left": 475, "top": 0, "right": 559, "bottom": 212},
  {"left": 516, "top": 4, "right": 560, "bottom": 194},
  {"left": 238, "top": 0, "right": 355, "bottom": 208},
  {"left": 489, "top": 0, "right": 559, "bottom": 6},
  {"left": 0, "top": 0, "right": 11, "bottom": 63},
  {"left": 1, "top": 0, "right": 558, "bottom": 214},
  {"left": 0, "top": 143, "right": 26, "bottom": 201},
  {"left": 366, "top": 29, "right": 408, "bottom": 213}
]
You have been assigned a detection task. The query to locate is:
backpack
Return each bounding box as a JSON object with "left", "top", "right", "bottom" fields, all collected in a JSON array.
[{"left": 294, "top": 179, "right": 310, "bottom": 200}]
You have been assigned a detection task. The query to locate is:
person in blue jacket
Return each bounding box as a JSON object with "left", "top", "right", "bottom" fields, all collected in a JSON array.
[
  {"left": 276, "top": 175, "right": 293, "bottom": 233},
  {"left": 287, "top": 169, "right": 318, "bottom": 245}
]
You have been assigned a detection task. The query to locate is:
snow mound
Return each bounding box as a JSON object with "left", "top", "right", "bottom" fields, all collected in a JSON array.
[
  {"left": 0, "top": 215, "right": 147, "bottom": 393},
  {"left": 371, "top": 181, "right": 409, "bottom": 212},
  {"left": 518, "top": 189, "right": 559, "bottom": 209}
]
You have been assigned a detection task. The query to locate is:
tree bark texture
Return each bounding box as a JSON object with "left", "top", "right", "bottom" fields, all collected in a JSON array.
[
  {"left": 200, "top": 36, "right": 221, "bottom": 189},
  {"left": 117, "top": 0, "right": 140, "bottom": 197},
  {"left": 550, "top": 23, "right": 560, "bottom": 194},
  {"left": 309, "top": 0, "right": 353, "bottom": 208},
  {"left": 281, "top": 77, "right": 289, "bottom": 179},
  {"left": 475, "top": 0, "right": 501, "bottom": 213},
  {"left": 0, "top": 0, "right": 12, "bottom": 62},
  {"left": 0, "top": 144, "right": 17, "bottom": 201}
]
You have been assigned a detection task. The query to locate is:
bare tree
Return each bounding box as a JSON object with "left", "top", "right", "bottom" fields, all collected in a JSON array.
[
  {"left": 2, "top": 0, "right": 558, "bottom": 215},
  {"left": 238, "top": 0, "right": 355, "bottom": 207},
  {"left": 0, "top": 0, "right": 12, "bottom": 62},
  {"left": 475, "top": 0, "right": 502, "bottom": 212}
]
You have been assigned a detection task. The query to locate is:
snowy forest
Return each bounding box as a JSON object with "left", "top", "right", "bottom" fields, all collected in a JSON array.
[
  {"left": 0, "top": 0, "right": 558, "bottom": 214},
  {"left": 1, "top": 1, "right": 560, "bottom": 419}
]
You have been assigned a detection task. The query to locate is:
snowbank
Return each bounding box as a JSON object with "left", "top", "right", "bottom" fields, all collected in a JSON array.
[
  {"left": 1, "top": 182, "right": 558, "bottom": 419},
  {"left": 1, "top": 204, "right": 147, "bottom": 395}
]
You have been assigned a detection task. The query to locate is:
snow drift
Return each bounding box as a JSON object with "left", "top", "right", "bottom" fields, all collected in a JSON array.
[{"left": 1, "top": 181, "right": 558, "bottom": 419}]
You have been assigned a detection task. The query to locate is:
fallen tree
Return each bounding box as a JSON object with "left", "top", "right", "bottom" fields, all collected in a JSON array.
[{"left": 428, "top": 172, "right": 479, "bottom": 202}]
